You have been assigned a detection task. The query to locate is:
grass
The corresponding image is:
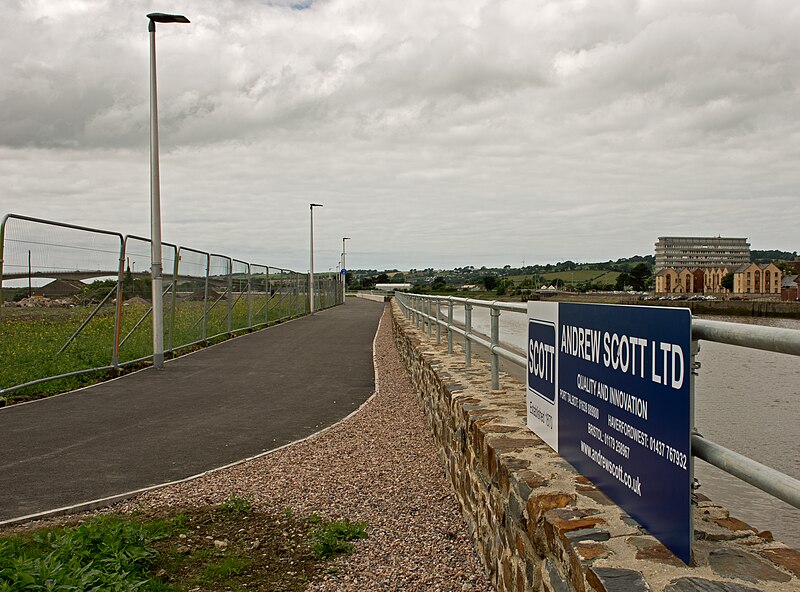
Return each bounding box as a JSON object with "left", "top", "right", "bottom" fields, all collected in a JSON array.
[
  {"left": 0, "top": 297, "right": 307, "bottom": 401},
  {"left": 218, "top": 494, "right": 254, "bottom": 515},
  {"left": 308, "top": 516, "right": 368, "bottom": 559},
  {"left": 0, "top": 498, "right": 368, "bottom": 592}
]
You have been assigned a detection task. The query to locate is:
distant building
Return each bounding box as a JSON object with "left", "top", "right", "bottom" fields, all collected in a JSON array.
[
  {"left": 732, "top": 263, "right": 782, "bottom": 295},
  {"left": 654, "top": 267, "right": 707, "bottom": 294},
  {"left": 781, "top": 275, "right": 799, "bottom": 301},
  {"left": 703, "top": 266, "right": 734, "bottom": 293},
  {"left": 32, "top": 278, "right": 85, "bottom": 298},
  {"left": 654, "top": 236, "right": 751, "bottom": 271},
  {"left": 655, "top": 263, "right": 782, "bottom": 296}
]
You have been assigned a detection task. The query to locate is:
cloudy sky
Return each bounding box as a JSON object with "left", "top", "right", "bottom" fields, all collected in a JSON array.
[{"left": 2, "top": 0, "right": 799, "bottom": 272}]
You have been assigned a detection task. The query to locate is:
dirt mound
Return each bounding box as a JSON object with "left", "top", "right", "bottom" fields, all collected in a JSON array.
[{"left": 124, "top": 296, "right": 150, "bottom": 307}]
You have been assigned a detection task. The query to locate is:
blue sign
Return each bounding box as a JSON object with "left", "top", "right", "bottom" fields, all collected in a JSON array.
[
  {"left": 527, "top": 302, "right": 692, "bottom": 564},
  {"left": 528, "top": 319, "right": 557, "bottom": 403},
  {"left": 341, "top": 268, "right": 347, "bottom": 275}
]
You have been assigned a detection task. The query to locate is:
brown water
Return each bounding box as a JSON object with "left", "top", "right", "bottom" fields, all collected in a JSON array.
[
  {"left": 693, "top": 315, "right": 800, "bottom": 548},
  {"left": 451, "top": 306, "right": 800, "bottom": 548}
]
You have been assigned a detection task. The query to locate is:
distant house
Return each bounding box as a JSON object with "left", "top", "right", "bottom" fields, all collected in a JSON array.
[
  {"left": 654, "top": 267, "right": 702, "bottom": 293},
  {"left": 703, "top": 266, "right": 733, "bottom": 294},
  {"left": 32, "top": 279, "right": 85, "bottom": 298},
  {"left": 654, "top": 267, "right": 677, "bottom": 293},
  {"left": 732, "top": 263, "right": 782, "bottom": 295},
  {"left": 677, "top": 267, "right": 696, "bottom": 293},
  {"left": 656, "top": 266, "right": 738, "bottom": 295},
  {"left": 781, "top": 275, "right": 799, "bottom": 301}
]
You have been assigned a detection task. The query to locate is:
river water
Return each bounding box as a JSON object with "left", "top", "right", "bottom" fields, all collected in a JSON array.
[{"left": 445, "top": 305, "right": 800, "bottom": 548}]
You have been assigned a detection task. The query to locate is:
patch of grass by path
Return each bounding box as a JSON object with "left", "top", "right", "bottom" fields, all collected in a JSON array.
[
  {"left": 0, "top": 498, "right": 368, "bottom": 592},
  {"left": 308, "top": 515, "right": 368, "bottom": 559}
]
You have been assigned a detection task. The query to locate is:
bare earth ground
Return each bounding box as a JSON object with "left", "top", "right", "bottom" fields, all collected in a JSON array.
[{"left": 112, "top": 304, "right": 493, "bottom": 591}]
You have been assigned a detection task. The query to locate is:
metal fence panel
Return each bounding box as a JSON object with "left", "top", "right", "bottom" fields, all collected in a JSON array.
[
  {"left": 0, "top": 212, "right": 339, "bottom": 397},
  {"left": 250, "top": 264, "right": 268, "bottom": 326},
  {"left": 117, "top": 235, "right": 178, "bottom": 365},
  {"left": 0, "top": 215, "right": 124, "bottom": 395},
  {"left": 231, "top": 259, "right": 250, "bottom": 332},
  {"left": 173, "top": 246, "right": 210, "bottom": 349},
  {"left": 206, "top": 254, "right": 232, "bottom": 339}
]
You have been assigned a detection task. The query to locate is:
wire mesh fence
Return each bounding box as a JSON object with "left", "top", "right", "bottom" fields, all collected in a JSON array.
[{"left": 0, "top": 213, "right": 342, "bottom": 397}]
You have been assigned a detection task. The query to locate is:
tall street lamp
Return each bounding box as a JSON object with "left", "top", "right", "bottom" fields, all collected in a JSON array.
[
  {"left": 342, "top": 237, "right": 350, "bottom": 304},
  {"left": 148, "top": 12, "right": 189, "bottom": 369},
  {"left": 309, "top": 203, "right": 323, "bottom": 314}
]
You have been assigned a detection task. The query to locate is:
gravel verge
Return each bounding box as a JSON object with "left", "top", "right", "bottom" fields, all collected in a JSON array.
[{"left": 118, "top": 303, "right": 494, "bottom": 591}]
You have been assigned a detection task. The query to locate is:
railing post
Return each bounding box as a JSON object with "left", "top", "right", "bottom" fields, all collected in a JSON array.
[
  {"left": 112, "top": 236, "right": 125, "bottom": 369},
  {"left": 447, "top": 298, "right": 453, "bottom": 354},
  {"left": 247, "top": 264, "right": 252, "bottom": 328},
  {"left": 690, "top": 337, "right": 700, "bottom": 546},
  {"left": 426, "top": 297, "right": 430, "bottom": 335},
  {"left": 227, "top": 259, "right": 233, "bottom": 334},
  {"left": 465, "top": 302, "right": 473, "bottom": 367},
  {"left": 168, "top": 246, "right": 178, "bottom": 355},
  {"left": 490, "top": 305, "right": 500, "bottom": 389},
  {"left": 202, "top": 253, "right": 210, "bottom": 342},
  {"left": 436, "top": 298, "right": 441, "bottom": 344},
  {"left": 265, "top": 269, "right": 270, "bottom": 324}
]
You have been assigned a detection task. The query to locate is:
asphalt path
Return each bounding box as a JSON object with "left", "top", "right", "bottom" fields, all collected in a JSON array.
[{"left": 0, "top": 298, "right": 384, "bottom": 522}]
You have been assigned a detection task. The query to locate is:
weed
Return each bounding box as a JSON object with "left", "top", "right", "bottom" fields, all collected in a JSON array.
[
  {"left": 219, "top": 494, "right": 254, "bottom": 515},
  {"left": 0, "top": 514, "right": 173, "bottom": 590},
  {"left": 1, "top": 506, "right": 351, "bottom": 591},
  {"left": 309, "top": 518, "right": 368, "bottom": 559}
]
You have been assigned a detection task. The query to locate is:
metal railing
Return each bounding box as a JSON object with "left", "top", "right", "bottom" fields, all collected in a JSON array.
[
  {"left": 394, "top": 292, "right": 800, "bottom": 512},
  {"left": 0, "top": 213, "right": 343, "bottom": 396}
]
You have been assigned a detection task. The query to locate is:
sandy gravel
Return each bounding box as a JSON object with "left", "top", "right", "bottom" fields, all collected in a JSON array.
[{"left": 120, "top": 304, "right": 493, "bottom": 591}]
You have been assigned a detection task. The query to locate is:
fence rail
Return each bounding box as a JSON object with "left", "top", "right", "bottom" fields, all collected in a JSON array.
[
  {"left": 394, "top": 292, "right": 800, "bottom": 512},
  {"left": 0, "top": 213, "right": 342, "bottom": 396}
]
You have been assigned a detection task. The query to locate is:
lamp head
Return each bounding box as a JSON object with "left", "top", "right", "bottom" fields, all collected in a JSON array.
[
  {"left": 147, "top": 13, "right": 190, "bottom": 32},
  {"left": 147, "top": 13, "right": 190, "bottom": 23}
]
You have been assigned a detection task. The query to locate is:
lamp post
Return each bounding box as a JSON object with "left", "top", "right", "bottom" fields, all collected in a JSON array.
[
  {"left": 148, "top": 12, "right": 189, "bottom": 369},
  {"left": 342, "top": 237, "right": 350, "bottom": 304},
  {"left": 309, "top": 203, "right": 323, "bottom": 314}
]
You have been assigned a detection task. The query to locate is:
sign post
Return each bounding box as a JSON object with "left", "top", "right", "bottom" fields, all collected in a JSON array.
[{"left": 527, "top": 302, "right": 693, "bottom": 564}]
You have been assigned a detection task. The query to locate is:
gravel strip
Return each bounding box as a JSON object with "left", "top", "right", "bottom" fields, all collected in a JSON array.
[{"left": 120, "top": 304, "right": 494, "bottom": 591}]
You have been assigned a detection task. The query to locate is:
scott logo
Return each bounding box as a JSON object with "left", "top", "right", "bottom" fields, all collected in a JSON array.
[{"left": 528, "top": 319, "right": 556, "bottom": 403}]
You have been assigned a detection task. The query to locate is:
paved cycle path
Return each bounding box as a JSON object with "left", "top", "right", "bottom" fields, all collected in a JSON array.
[{"left": 0, "top": 298, "right": 385, "bottom": 522}]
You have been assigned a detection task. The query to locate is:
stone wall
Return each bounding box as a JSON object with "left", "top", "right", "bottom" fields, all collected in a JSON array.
[{"left": 390, "top": 301, "right": 800, "bottom": 592}]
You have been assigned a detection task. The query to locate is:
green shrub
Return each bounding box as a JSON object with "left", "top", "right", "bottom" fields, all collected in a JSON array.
[
  {"left": 219, "top": 494, "right": 254, "bottom": 515},
  {"left": 309, "top": 518, "right": 368, "bottom": 559},
  {"left": 0, "top": 515, "right": 172, "bottom": 590}
]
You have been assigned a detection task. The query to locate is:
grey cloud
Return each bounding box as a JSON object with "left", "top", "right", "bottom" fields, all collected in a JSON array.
[{"left": 2, "top": 0, "right": 799, "bottom": 270}]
